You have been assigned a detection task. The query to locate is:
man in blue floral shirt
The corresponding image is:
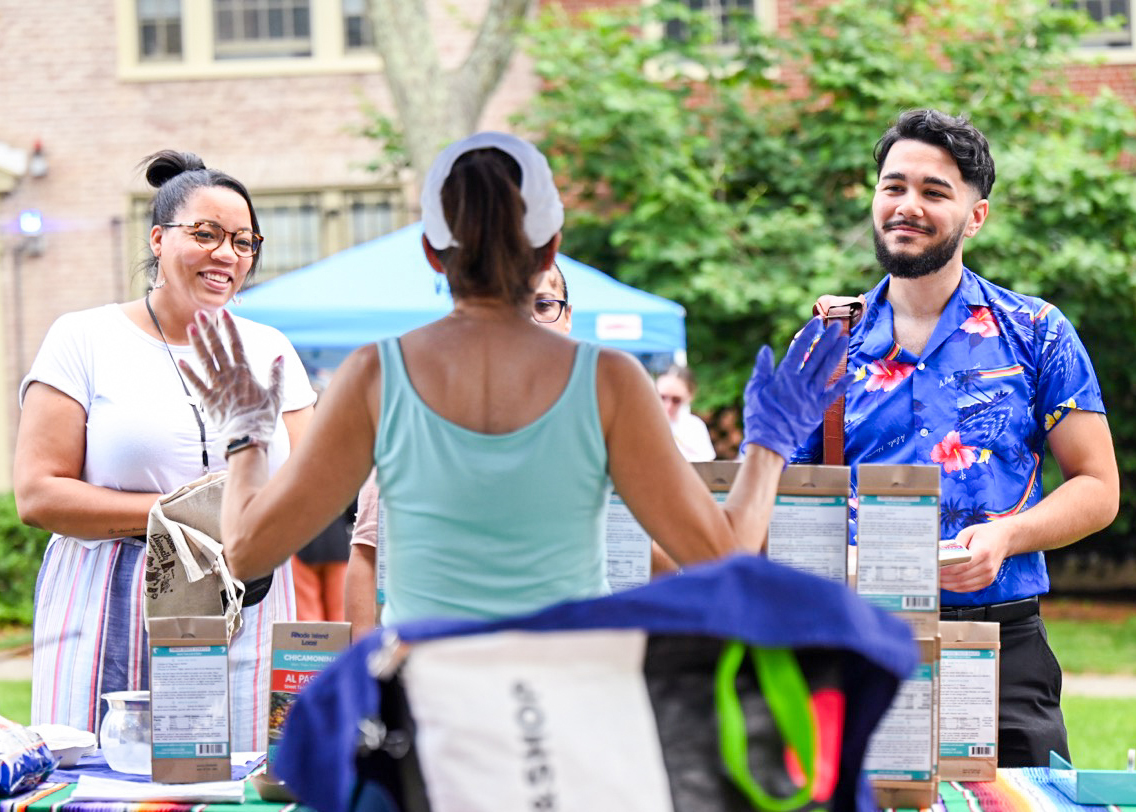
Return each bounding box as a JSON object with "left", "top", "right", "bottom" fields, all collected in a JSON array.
[{"left": 797, "top": 109, "right": 1119, "bottom": 767}]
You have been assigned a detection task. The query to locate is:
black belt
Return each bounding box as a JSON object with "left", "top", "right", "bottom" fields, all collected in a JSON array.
[{"left": 940, "top": 596, "right": 1039, "bottom": 624}]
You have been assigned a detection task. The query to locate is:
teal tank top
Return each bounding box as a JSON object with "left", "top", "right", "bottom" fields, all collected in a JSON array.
[{"left": 374, "top": 337, "right": 612, "bottom": 625}]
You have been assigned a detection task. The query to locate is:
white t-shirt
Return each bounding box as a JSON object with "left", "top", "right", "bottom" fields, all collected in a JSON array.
[
  {"left": 21, "top": 304, "right": 316, "bottom": 500},
  {"left": 669, "top": 409, "right": 716, "bottom": 462}
]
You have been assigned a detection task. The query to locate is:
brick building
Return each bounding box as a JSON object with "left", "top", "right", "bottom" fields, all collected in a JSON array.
[{"left": 0, "top": 0, "right": 1132, "bottom": 489}]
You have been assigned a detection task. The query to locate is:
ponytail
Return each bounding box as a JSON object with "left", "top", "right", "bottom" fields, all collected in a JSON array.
[{"left": 437, "top": 148, "right": 546, "bottom": 305}]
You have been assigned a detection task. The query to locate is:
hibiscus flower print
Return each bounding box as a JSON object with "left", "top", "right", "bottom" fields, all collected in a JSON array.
[
  {"left": 930, "top": 430, "right": 978, "bottom": 474},
  {"left": 960, "top": 306, "right": 1000, "bottom": 338},
  {"left": 863, "top": 359, "right": 916, "bottom": 392}
]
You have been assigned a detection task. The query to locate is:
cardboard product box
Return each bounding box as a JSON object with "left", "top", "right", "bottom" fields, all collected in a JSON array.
[
  {"left": 939, "top": 621, "right": 1000, "bottom": 781},
  {"left": 856, "top": 464, "right": 941, "bottom": 638},
  {"left": 867, "top": 636, "right": 941, "bottom": 810},
  {"left": 767, "top": 465, "right": 850, "bottom": 583},
  {"left": 148, "top": 616, "right": 230, "bottom": 783},
  {"left": 267, "top": 622, "right": 352, "bottom": 777},
  {"left": 605, "top": 493, "right": 654, "bottom": 592},
  {"left": 691, "top": 461, "right": 740, "bottom": 494}
]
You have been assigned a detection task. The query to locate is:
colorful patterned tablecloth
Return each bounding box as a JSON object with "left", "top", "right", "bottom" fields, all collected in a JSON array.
[
  {"left": 898, "top": 767, "right": 1136, "bottom": 811},
  {"left": 0, "top": 779, "right": 308, "bottom": 812},
  {"left": 4, "top": 767, "right": 1134, "bottom": 811}
]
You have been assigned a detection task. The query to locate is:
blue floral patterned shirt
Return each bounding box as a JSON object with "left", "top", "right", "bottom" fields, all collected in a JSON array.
[{"left": 793, "top": 268, "right": 1104, "bottom": 606}]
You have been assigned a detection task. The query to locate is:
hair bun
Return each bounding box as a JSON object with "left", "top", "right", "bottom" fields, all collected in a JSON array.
[{"left": 142, "top": 149, "right": 207, "bottom": 189}]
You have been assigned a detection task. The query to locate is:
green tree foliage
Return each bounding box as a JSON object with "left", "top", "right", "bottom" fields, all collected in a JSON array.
[
  {"left": 516, "top": 0, "right": 1136, "bottom": 554},
  {"left": 0, "top": 493, "right": 49, "bottom": 624}
]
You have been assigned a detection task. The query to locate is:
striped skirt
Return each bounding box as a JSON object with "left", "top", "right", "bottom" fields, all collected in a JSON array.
[{"left": 30, "top": 535, "right": 295, "bottom": 751}]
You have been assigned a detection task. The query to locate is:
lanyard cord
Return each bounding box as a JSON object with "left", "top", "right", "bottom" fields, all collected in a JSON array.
[{"left": 144, "top": 293, "right": 209, "bottom": 475}]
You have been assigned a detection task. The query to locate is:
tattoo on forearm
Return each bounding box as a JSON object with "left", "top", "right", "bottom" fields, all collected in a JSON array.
[{"left": 110, "top": 527, "right": 147, "bottom": 537}]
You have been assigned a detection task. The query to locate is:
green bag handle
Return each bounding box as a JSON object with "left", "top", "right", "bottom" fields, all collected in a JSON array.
[{"left": 715, "top": 641, "right": 818, "bottom": 811}]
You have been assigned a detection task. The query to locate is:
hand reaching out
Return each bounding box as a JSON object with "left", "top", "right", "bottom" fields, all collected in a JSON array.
[
  {"left": 180, "top": 309, "right": 283, "bottom": 453},
  {"left": 742, "top": 318, "right": 853, "bottom": 462}
]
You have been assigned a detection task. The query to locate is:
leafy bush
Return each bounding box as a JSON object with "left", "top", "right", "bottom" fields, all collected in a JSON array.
[
  {"left": 0, "top": 493, "right": 49, "bottom": 625},
  {"left": 515, "top": 0, "right": 1136, "bottom": 558}
]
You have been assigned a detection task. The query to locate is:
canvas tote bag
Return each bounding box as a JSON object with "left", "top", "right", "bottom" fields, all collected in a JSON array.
[
  {"left": 275, "top": 556, "right": 918, "bottom": 812},
  {"left": 143, "top": 471, "right": 244, "bottom": 639}
]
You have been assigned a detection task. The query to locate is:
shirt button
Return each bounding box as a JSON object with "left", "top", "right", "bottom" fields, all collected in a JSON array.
[
  {"left": 920, "top": 428, "right": 929, "bottom": 437},
  {"left": 917, "top": 362, "right": 926, "bottom": 370}
]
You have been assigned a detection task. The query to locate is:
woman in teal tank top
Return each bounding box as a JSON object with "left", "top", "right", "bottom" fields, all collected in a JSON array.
[{"left": 181, "top": 132, "right": 853, "bottom": 627}]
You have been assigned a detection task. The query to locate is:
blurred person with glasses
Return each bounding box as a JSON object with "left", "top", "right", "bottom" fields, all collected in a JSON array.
[
  {"left": 13, "top": 150, "right": 316, "bottom": 749},
  {"left": 656, "top": 365, "right": 716, "bottom": 462},
  {"left": 531, "top": 261, "right": 572, "bottom": 335}
]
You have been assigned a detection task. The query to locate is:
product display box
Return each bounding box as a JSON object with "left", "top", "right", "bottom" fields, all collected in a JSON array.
[
  {"left": 148, "top": 616, "right": 230, "bottom": 784},
  {"left": 939, "top": 621, "right": 1000, "bottom": 781},
  {"left": 856, "top": 464, "right": 941, "bottom": 638},
  {"left": 267, "top": 622, "right": 352, "bottom": 777},
  {"left": 867, "top": 635, "right": 941, "bottom": 810},
  {"left": 767, "top": 465, "right": 850, "bottom": 583}
]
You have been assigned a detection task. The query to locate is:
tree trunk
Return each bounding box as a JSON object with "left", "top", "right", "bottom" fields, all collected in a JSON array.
[{"left": 368, "top": 0, "right": 536, "bottom": 183}]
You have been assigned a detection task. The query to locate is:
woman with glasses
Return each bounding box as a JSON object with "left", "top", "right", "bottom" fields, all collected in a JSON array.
[
  {"left": 13, "top": 150, "right": 315, "bottom": 748},
  {"left": 183, "top": 131, "right": 849, "bottom": 628},
  {"left": 531, "top": 262, "right": 572, "bottom": 335},
  {"left": 656, "top": 365, "right": 716, "bottom": 462}
]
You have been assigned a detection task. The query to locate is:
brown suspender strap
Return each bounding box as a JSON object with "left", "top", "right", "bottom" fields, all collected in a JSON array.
[{"left": 814, "top": 302, "right": 863, "bottom": 466}]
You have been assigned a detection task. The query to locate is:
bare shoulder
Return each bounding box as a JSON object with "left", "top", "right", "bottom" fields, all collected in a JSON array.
[
  {"left": 595, "top": 345, "right": 652, "bottom": 392},
  {"left": 595, "top": 346, "right": 658, "bottom": 432},
  {"left": 322, "top": 344, "right": 381, "bottom": 419}
]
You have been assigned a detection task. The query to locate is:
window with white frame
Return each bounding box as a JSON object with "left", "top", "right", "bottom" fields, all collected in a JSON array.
[
  {"left": 663, "top": 0, "right": 762, "bottom": 46},
  {"left": 138, "top": 0, "right": 183, "bottom": 61},
  {"left": 343, "top": 0, "right": 376, "bottom": 50},
  {"left": 251, "top": 189, "right": 405, "bottom": 283},
  {"left": 214, "top": 0, "right": 312, "bottom": 60},
  {"left": 1066, "top": 0, "right": 1132, "bottom": 47},
  {"left": 120, "top": 0, "right": 380, "bottom": 78}
]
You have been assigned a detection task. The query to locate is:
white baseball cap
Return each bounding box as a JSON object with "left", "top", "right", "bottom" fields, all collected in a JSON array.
[{"left": 421, "top": 131, "right": 564, "bottom": 250}]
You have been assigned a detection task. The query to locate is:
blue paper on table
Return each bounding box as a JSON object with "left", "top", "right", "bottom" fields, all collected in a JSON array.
[
  {"left": 52, "top": 751, "right": 265, "bottom": 784},
  {"left": 1049, "top": 751, "right": 1136, "bottom": 806}
]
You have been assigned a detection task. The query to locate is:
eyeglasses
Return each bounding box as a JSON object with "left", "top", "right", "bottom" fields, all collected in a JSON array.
[
  {"left": 533, "top": 298, "right": 568, "bottom": 323},
  {"left": 163, "top": 221, "right": 264, "bottom": 258}
]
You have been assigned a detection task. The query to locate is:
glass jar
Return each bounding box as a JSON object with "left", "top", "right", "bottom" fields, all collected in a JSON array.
[{"left": 100, "top": 691, "right": 151, "bottom": 775}]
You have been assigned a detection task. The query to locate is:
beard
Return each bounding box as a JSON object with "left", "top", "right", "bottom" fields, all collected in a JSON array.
[{"left": 873, "top": 219, "right": 967, "bottom": 279}]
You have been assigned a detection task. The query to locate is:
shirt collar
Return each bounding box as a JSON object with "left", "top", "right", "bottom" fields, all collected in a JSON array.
[{"left": 856, "top": 267, "right": 986, "bottom": 361}]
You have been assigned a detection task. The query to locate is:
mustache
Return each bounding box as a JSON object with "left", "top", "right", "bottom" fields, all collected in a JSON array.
[{"left": 884, "top": 219, "right": 934, "bottom": 234}]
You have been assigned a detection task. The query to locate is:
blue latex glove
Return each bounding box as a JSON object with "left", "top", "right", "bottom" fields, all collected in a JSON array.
[{"left": 742, "top": 318, "right": 853, "bottom": 462}]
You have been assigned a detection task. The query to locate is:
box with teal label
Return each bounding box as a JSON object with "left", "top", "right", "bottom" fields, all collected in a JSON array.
[
  {"left": 768, "top": 465, "right": 850, "bottom": 583},
  {"left": 149, "top": 616, "right": 230, "bottom": 783},
  {"left": 857, "top": 464, "right": 940, "bottom": 638},
  {"left": 867, "top": 636, "right": 941, "bottom": 810},
  {"left": 940, "top": 621, "right": 999, "bottom": 781},
  {"left": 267, "top": 622, "right": 351, "bottom": 776}
]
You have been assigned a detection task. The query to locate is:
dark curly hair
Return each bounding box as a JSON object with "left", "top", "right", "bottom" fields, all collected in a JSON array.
[{"left": 874, "top": 110, "right": 995, "bottom": 200}]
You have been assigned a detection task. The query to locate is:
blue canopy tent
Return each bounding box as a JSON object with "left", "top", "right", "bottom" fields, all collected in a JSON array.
[{"left": 235, "top": 223, "right": 687, "bottom": 369}]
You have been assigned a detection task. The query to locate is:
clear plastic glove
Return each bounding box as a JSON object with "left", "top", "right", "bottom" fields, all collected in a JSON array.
[
  {"left": 742, "top": 318, "right": 853, "bottom": 462},
  {"left": 180, "top": 309, "right": 283, "bottom": 452}
]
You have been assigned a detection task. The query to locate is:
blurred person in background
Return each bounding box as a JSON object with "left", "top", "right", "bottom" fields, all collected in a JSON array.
[{"left": 656, "top": 365, "right": 715, "bottom": 462}]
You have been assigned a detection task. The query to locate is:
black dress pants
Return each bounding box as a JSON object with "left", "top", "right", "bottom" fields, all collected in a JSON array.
[{"left": 997, "top": 613, "right": 1070, "bottom": 768}]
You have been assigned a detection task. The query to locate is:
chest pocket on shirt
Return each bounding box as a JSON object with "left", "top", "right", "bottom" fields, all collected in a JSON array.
[{"left": 951, "top": 366, "right": 1028, "bottom": 451}]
